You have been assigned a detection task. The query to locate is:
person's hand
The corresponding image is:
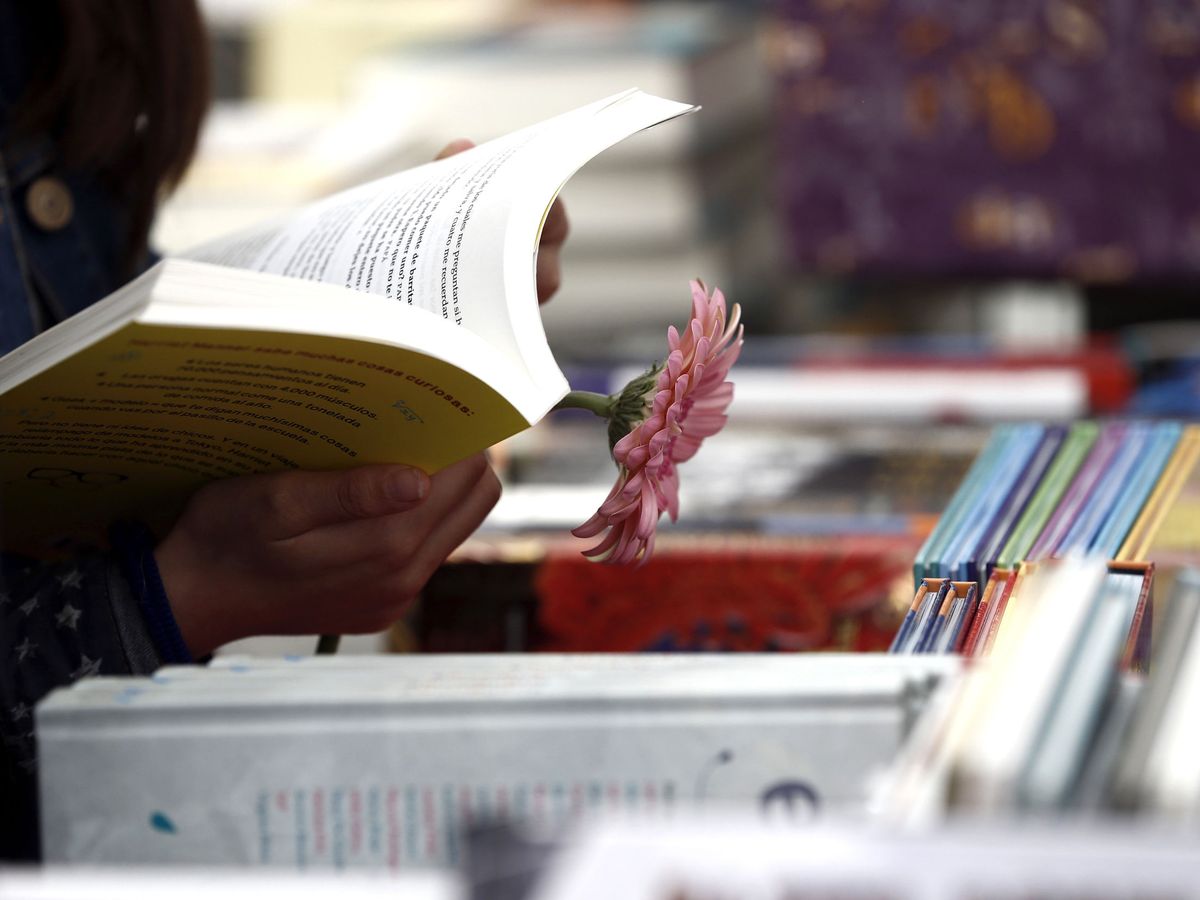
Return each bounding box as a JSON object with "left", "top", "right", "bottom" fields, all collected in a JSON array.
[
  {"left": 154, "top": 455, "right": 501, "bottom": 657},
  {"left": 436, "top": 139, "right": 569, "bottom": 303}
]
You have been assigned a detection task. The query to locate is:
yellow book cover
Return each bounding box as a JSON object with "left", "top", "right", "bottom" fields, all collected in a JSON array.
[{"left": 1117, "top": 425, "right": 1200, "bottom": 562}]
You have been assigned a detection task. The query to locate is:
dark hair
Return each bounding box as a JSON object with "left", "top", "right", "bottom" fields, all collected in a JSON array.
[{"left": 14, "top": 0, "right": 210, "bottom": 276}]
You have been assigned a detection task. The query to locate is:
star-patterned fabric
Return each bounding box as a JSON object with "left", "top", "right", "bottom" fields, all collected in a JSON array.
[{"left": 1, "top": 551, "right": 162, "bottom": 860}]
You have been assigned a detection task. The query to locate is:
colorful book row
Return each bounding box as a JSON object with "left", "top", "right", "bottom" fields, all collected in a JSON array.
[{"left": 891, "top": 421, "right": 1200, "bottom": 657}]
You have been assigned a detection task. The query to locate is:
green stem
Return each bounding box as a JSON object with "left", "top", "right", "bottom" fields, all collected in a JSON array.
[
  {"left": 553, "top": 390, "right": 615, "bottom": 418},
  {"left": 315, "top": 633, "right": 341, "bottom": 655}
]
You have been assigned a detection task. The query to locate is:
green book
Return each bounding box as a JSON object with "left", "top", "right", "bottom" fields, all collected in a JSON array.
[
  {"left": 912, "top": 425, "right": 1017, "bottom": 588},
  {"left": 994, "top": 421, "right": 1100, "bottom": 571}
]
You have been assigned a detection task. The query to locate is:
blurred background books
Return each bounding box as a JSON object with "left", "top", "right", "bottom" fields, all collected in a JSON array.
[{"left": 187, "top": 0, "right": 1200, "bottom": 671}]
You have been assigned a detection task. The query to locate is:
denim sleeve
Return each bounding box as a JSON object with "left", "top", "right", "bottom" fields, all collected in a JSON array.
[{"left": 0, "top": 550, "right": 164, "bottom": 861}]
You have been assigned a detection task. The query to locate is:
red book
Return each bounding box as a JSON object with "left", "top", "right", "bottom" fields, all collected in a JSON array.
[
  {"left": 979, "top": 567, "right": 1024, "bottom": 656},
  {"left": 960, "top": 570, "right": 1006, "bottom": 656},
  {"left": 1112, "top": 560, "right": 1155, "bottom": 673}
]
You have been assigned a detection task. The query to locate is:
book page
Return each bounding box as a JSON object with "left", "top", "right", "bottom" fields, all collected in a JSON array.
[{"left": 184, "top": 90, "right": 696, "bottom": 383}]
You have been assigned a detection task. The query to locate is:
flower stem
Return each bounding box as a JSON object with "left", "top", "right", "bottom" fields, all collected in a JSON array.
[
  {"left": 315, "top": 633, "right": 341, "bottom": 655},
  {"left": 553, "top": 390, "right": 614, "bottom": 419}
]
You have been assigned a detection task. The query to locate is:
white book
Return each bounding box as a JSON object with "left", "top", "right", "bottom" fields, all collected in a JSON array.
[
  {"left": 1140, "top": 574, "right": 1200, "bottom": 821},
  {"left": 947, "top": 558, "right": 1108, "bottom": 812},
  {"left": 38, "top": 654, "right": 959, "bottom": 869},
  {"left": 1015, "top": 570, "right": 1142, "bottom": 809}
]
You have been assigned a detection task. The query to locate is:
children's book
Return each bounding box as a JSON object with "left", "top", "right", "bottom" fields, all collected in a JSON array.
[
  {"left": 1053, "top": 423, "right": 1151, "bottom": 557},
  {"left": 1088, "top": 422, "right": 1181, "bottom": 557},
  {"left": 0, "top": 89, "right": 696, "bottom": 550},
  {"left": 1015, "top": 567, "right": 1145, "bottom": 809},
  {"left": 939, "top": 423, "right": 1043, "bottom": 582},
  {"left": 993, "top": 422, "right": 1098, "bottom": 571},
  {"left": 1025, "top": 423, "right": 1127, "bottom": 561},
  {"left": 1109, "top": 569, "right": 1200, "bottom": 813},
  {"left": 910, "top": 427, "right": 1015, "bottom": 586},
  {"left": 1117, "top": 426, "right": 1200, "bottom": 562},
  {"left": 973, "top": 424, "right": 1066, "bottom": 582}
]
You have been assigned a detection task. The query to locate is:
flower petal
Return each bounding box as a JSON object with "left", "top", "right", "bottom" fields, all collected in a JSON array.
[{"left": 573, "top": 280, "right": 741, "bottom": 566}]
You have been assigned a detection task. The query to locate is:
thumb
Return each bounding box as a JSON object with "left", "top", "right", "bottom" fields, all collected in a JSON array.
[
  {"left": 435, "top": 138, "right": 475, "bottom": 161},
  {"left": 258, "top": 464, "right": 430, "bottom": 536}
]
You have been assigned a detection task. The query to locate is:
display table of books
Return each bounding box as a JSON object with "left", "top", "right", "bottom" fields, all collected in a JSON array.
[
  {"left": 36, "top": 653, "right": 957, "bottom": 868},
  {"left": 31, "top": 417, "right": 1200, "bottom": 880}
]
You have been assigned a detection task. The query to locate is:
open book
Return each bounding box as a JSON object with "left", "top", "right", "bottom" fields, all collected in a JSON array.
[{"left": 0, "top": 90, "right": 697, "bottom": 551}]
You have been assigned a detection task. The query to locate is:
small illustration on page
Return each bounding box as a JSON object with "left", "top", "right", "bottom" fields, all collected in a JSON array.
[
  {"left": 149, "top": 811, "right": 178, "bottom": 834},
  {"left": 391, "top": 400, "right": 424, "bottom": 424}
]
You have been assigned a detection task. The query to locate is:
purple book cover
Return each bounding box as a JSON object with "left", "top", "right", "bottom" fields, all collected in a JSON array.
[
  {"left": 772, "top": 2, "right": 1200, "bottom": 281},
  {"left": 1027, "top": 423, "right": 1128, "bottom": 561}
]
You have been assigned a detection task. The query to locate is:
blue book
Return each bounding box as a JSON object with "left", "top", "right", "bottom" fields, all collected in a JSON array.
[
  {"left": 973, "top": 426, "right": 1066, "bottom": 583},
  {"left": 936, "top": 582, "right": 978, "bottom": 654},
  {"left": 910, "top": 580, "right": 955, "bottom": 654},
  {"left": 911, "top": 427, "right": 1017, "bottom": 587},
  {"left": 941, "top": 423, "right": 1045, "bottom": 582},
  {"left": 1089, "top": 422, "right": 1183, "bottom": 558},
  {"left": 1056, "top": 423, "right": 1151, "bottom": 556},
  {"left": 888, "top": 579, "right": 933, "bottom": 653}
]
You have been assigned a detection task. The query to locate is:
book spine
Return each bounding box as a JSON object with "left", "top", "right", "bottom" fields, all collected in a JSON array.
[
  {"left": 961, "top": 572, "right": 1003, "bottom": 657},
  {"left": 1117, "top": 562, "right": 1155, "bottom": 673},
  {"left": 1026, "top": 423, "right": 1127, "bottom": 561},
  {"left": 995, "top": 423, "right": 1099, "bottom": 570},
  {"left": 1091, "top": 423, "right": 1181, "bottom": 558},
  {"left": 979, "top": 567, "right": 1024, "bottom": 656}
]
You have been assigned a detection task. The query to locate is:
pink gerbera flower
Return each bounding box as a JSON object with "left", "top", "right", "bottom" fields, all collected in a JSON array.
[{"left": 566, "top": 280, "right": 743, "bottom": 565}]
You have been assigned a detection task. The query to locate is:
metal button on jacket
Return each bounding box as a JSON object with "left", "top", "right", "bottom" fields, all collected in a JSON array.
[{"left": 26, "top": 176, "right": 74, "bottom": 231}]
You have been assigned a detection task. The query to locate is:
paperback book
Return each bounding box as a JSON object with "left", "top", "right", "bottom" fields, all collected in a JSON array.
[{"left": 0, "top": 90, "right": 695, "bottom": 551}]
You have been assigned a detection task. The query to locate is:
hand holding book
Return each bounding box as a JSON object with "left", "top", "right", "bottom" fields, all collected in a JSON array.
[
  {"left": 156, "top": 455, "right": 498, "bottom": 658},
  {"left": 0, "top": 90, "right": 696, "bottom": 554},
  {"left": 0, "top": 91, "right": 726, "bottom": 661},
  {"left": 433, "top": 138, "right": 570, "bottom": 306}
]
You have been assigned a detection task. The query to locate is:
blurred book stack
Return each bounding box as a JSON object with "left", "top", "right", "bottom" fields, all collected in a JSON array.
[
  {"left": 407, "top": 337, "right": 1138, "bottom": 657},
  {"left": 37, "top": 653, "right": 958, "bottom": 868},
  {"left": 163, "top": 3, "right": 773, "bottom": 353},
  {"left": 877, "top": 562, "right": 1200, "bottom": 824},
  {"left": 407, "top": 416, "right": 990, "bottom": 655},
  {"left": 771, "top": 1, "right": 1200, "bottom": 283},
  {"left": 347, "top": 2, "right": 772, "bottom": 352}
]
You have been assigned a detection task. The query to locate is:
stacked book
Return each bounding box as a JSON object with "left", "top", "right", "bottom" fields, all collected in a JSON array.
[
  {"left": 37, "top": 653, "right": 959, "bottom": 869},
  {"left": 345, "top": 3, "right": 770, "bottom": 354},
  {"left": 890, "top": 421, "right": 1198, "bottom": 658},
  {"left": 876, "top": 561, "right": 1200, "bottom": 821}
]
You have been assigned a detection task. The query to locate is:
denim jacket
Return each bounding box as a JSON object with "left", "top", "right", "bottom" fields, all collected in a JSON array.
[{"left": 0, "top": 1, "right": 177, "bottom": 861}]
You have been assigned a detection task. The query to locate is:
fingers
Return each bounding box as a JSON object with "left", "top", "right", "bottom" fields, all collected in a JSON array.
[
  {"left": 323, "top": 460, "right": 502, "bottom": 630},
  {"left": 403, "top": 462, "right": 501, "bottom": 590},
  {"left": 434, "top": 141, "right": 565, "bottom": 303},
  {"left": 158, "top": 457, "right": 494, "bottom": 649},
  {"left": 537, "top": 198, "right": 569, "bottom": 304},
  {"left": 537, "top": 243, "right": 562, "bottom": 303},
  {"left": 436, "top": 139, "right": 474, "bottom": 160},
  {"left": 289, "top": 453, "right": 496, "bottom": 569},
  {"left": 542, "top": 197, "right": 569, "bottom": 245},
  {"left": 238, "top": 465, "right": 432, "bottom": 538}
]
